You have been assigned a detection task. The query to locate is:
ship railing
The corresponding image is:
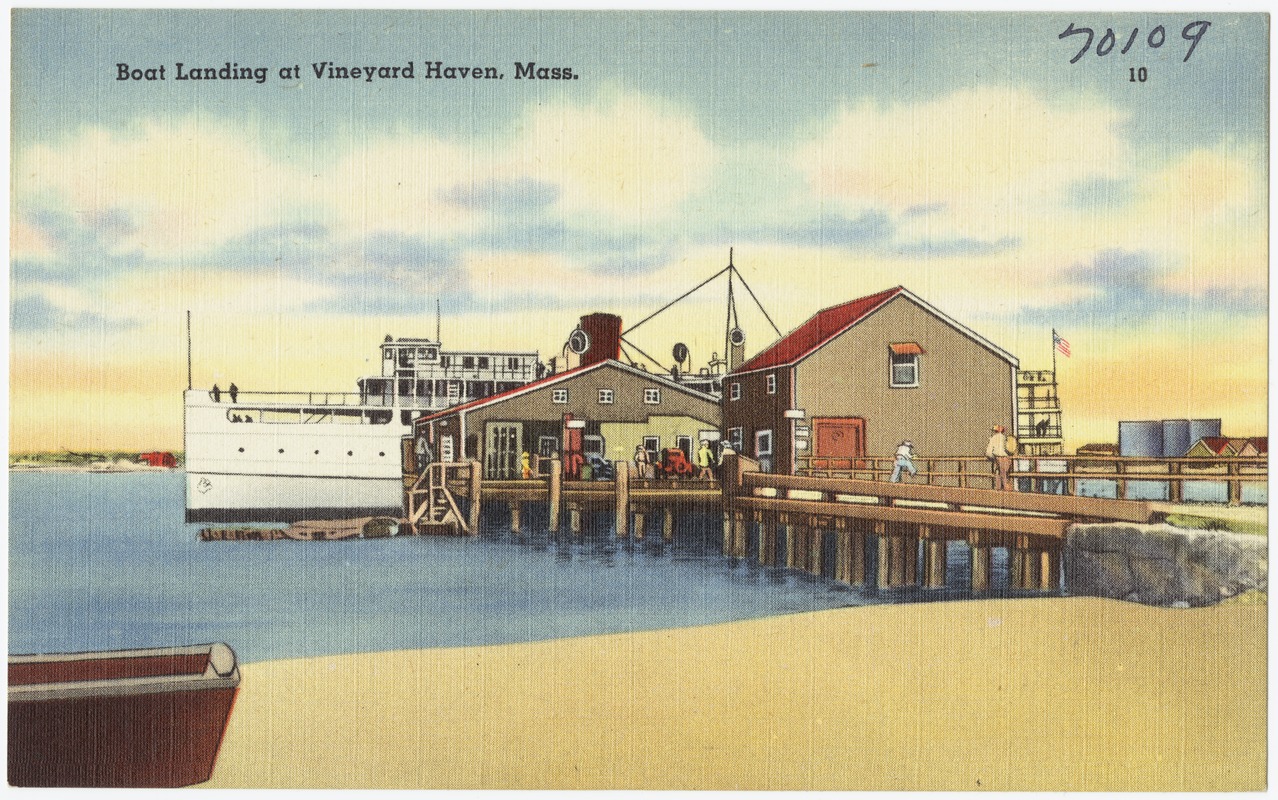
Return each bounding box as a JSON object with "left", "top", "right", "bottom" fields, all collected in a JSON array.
[{"left": 196, "top": 390, "right": 365, "bottom": 406}]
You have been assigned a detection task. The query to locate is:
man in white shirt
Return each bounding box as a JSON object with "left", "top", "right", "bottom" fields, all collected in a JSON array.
[
  {"left": 889, "top": 440, "right": 917, "bottom": 483},
  {"left": 986, "top": 425, "right": 1014, "bottom": 491}
]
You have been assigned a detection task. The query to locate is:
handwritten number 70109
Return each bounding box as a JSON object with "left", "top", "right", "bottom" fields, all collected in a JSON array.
[{"left": 1059, "top": 21, "right": 1210, "bottom": 64}]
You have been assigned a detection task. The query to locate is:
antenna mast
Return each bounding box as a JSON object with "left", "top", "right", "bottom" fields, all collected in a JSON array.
[
  {"left": 436, "top": 299, "right": 441, "bottom": 342},
  {"left": 186, "top": 310, "right": 192, "bottom": 390}
]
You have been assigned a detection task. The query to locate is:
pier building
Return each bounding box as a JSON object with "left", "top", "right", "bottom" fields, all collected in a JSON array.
[
  {"left": 722, "top": 286, "right": 1018, "bottom": 475},
  {"left": 413, "top": 314, "right": 721, "bottom": 481}
]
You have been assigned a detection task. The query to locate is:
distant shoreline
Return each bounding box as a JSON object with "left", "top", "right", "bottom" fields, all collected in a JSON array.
[{"left": 8, "top": 462, "right": 180, "bottom": 473}]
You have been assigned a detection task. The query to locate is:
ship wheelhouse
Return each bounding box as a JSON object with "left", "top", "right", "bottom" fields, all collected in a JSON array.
[{"left": 360, "top": 336, "right": 542, "bottom": 410}]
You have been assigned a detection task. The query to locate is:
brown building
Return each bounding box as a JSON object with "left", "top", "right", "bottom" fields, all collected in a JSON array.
[
  {"left": 413, "top": 357, "right": 722, "bottom": 479},
  {"left": 722, "top": 286, "right": 1018, "bottom": 473}
]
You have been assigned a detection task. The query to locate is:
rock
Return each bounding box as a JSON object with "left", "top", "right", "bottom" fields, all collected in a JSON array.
[{"left": 1066, "top": 523, "right": 1267, "bottom": 608}]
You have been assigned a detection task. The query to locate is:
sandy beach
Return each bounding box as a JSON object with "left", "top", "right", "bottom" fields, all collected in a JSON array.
[{"left": 205, "top": 597, "right": 1265, "bottom": 791}]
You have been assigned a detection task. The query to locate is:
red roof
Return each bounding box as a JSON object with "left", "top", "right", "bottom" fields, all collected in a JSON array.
[
  {"left": 1246, "top": 436, "right": 1268, "bottom": 455},
  {"left": 735, "top": 287, "right": 903, "bottom": 372},
  {"left": 1196, "top": 436, "right": 1234, "bottom": 455}
]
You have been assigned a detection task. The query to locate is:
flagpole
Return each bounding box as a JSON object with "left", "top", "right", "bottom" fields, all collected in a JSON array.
[{"left": 1051, "top": 328, "right": 1057, "bottom": 378}]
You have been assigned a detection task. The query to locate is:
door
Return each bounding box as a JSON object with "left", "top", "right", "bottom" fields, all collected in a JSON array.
[
  {"left": 485, "top": 422, "right": 522, "bottom": 479},
  {"left": 755, "top": 429, "right": 773, "bottom": 474},
  {"left": 812, "top": 417, "right": 866, "bottom": 469}
]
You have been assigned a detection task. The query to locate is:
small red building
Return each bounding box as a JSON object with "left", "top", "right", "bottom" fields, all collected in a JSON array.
[{"left": 138, "top": 452, "right": 177, "bottom": 468}]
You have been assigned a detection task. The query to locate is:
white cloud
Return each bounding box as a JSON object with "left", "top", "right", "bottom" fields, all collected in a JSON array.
[{"left": 796, "top": 86, "right": 1132, "bottom": 243}]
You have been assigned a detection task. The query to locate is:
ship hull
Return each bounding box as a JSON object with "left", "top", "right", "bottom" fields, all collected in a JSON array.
[
  {"left": 184, "top": 390, "right": 412, "bottom": 522},
  {"left": 184, "top": 472, "right": 403, "bottom": 522}
]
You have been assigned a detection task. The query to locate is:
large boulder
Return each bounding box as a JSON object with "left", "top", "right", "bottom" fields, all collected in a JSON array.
[{"left": 1065, "top": 523, "right": 1267, "bottom": 607}]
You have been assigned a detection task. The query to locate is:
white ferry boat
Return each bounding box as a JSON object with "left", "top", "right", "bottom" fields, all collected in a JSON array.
[{"left": 184, "top": 336, "right": 541, "bottom": 521}]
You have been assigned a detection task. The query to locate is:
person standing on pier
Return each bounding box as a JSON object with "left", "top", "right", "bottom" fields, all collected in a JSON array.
[
  {"left": 634, "top": 445, "right": 652, "bottom": 479},
  {"left": 211, "top": 383, "right": 221, "bottom": 403},
  {"left": 228, "top": 383, "right": 238, "bottom": 403},
  {"left": 986, "top": 425, "right": 1015, "bottom": 491},
  {"left": 696, "top": 440, "right": 715, "bottom": 480},
  {"left": 889, "top": 440, "right": 917, "bottom": 482}
]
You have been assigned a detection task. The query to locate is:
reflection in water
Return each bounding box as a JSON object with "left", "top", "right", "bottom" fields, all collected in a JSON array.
[{"left": 477, "top": 504, "right": 1060, "bottom": 605}]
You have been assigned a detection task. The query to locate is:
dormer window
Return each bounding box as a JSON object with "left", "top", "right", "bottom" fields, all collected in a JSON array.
[{"left": 889, "top": 343, "right": 923, "bottom": 388}]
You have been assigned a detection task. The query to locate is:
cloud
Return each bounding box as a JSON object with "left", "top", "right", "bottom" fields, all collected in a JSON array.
[
  {"left": 1020, "top": 248, "right": 1265, "bottom": 327},
  {"left": 11, "top": 293, "right": 134, "bottom": 333},
  {"left": 795, "top": 86, "right": 1132, "bottom": 242},
  {"left": 510, "top": 93, "right": 717, "bottom": 221}
]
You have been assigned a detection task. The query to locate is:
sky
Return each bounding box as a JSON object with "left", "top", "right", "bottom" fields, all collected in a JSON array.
[{"left": 9, "top": 9, "right": 1269, "bottom": 452}]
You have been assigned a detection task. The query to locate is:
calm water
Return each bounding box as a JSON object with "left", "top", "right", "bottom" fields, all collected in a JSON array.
[{"left": 11, "top": 471, "right": 1039, "bottom": 664}]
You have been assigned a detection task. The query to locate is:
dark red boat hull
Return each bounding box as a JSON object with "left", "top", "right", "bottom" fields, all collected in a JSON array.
[{"left": 8, "top": 644, "right": 239, "bottom": 787}]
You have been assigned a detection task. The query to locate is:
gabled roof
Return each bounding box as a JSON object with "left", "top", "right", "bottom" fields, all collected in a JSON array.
[
  {"left": 1190, "top": 436, "right": 1236, "bottom": 456},
  {"left": 1242, "top": 436, "right": 1268, "bottom": 455},
  {"left": 415, "top": 358, "right": 716, "bottom": 425},
  {"left": 733, "top": 286, "right": 1017, "bottom": 374}
]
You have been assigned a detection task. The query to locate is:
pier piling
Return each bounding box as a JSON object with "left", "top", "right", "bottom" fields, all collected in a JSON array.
[
  {"left": 615, "top": 462, "right": 629, "bottom": 538},
  {"left": 467, "top": 461, "right": 482, "bottom": 534},
  {"left": 548, "top": 460, "right": 562, "bottom": 533}
]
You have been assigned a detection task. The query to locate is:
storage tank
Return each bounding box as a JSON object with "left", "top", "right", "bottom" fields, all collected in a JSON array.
[
  {"left": 1162, "top": 419, "right": 1192, "bottom": 458},
  {"left": 1119, "top": 420, "right": 1164, "bottom": 457},
  {"left": 1189, "top": 418, "right": 1222, "bottom": 443}
]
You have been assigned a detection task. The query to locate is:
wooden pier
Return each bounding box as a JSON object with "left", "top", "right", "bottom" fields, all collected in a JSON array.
[
  {"left": 401, "top": 452, "right": 1165, "bottom": 594},
  {"left": 719, "top": 454, "right": 1160, "bottom": 592},
  {"left": 404, "top": 459, "right": 720, "bottom": 538}
]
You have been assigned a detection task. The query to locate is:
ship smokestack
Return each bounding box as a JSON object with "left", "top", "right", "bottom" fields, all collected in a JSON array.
[
  {"left": 578, "top": 313, "right": 622, "bottom": 367},
  {"left": 728, "top": 327, "right": 745, "bottom": 372}
]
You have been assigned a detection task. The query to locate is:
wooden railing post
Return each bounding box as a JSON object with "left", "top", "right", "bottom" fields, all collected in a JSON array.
[{"left": 1228, "top": 461, "right": 1243, "bottom": 506}]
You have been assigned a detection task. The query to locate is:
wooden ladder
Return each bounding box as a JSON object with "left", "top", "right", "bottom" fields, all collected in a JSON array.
[{"left": 407, "top": 463, "right": 470, "bottom": 535}]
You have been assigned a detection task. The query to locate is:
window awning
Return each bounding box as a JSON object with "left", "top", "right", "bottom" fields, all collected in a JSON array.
[{"left": 889, "top": 342, "right": 924, "bottom": 356}]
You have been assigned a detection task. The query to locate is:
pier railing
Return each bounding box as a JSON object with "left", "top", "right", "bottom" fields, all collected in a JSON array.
[{"left": 795, "top": 454, "right": 1267, "bottom": 506}]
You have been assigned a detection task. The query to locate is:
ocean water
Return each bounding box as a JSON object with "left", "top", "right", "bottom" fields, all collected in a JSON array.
[{"left": 11, "top": 471, "right": 1038, "bottom": 664}]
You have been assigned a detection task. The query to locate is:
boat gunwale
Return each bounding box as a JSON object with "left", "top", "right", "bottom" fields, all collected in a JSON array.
[{"left": 9, "top": 642, "right": 241, "bottom": 702}]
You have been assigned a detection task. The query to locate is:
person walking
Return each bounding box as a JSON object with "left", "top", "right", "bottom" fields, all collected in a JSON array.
[
  {"left": 228, "top": 383, "right": 239, "bottom": 403},
  {"left": 695, "top": 440, "right": 715, "bottom": 480},
  {"left": 211, "top": 383, "right": 221, "bottom": 403},
  {"left": 986, "top": 425, "right": 1015, "bottom": 491},
  {"left": 889, "top": 440, "right": 918, "bottom": 483},
  {"left": 520, "top": 451, "right": 532, "bottom": 479}
]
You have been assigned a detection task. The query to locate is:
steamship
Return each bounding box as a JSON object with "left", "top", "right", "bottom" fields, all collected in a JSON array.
[{"left": 184, "top": 336, "right": 541, "bottom": 522}]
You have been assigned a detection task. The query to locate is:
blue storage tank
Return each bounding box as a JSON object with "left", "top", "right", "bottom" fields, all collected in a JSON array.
[
  {"left": 1162, "top": 419, "right": 1192, "bottom": 458},
  {"left": 1119, "top": 420, "right": 1164, "bottom": 457},
  {"left": 1189, "top": 418, "right": 1222, "bottom": 443}
]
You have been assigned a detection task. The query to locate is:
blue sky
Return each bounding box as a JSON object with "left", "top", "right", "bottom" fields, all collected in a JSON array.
[{"left": 9, "top": 9, "right": 1269, "bottom": 449}]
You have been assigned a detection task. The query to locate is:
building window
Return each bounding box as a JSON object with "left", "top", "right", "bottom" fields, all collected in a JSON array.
[
  {"left": 765, "top": 374, "right": 777, "bottom": 395},
  {"left": 643, "top": 387, "right": 661, "bottom": 405},
  {"left": 598, "top": 388, "right": 614, "bottom": 404},
  {"left": 478, "top": 356, "right": 490, "bottom": 370},
  {"left": 463, "top": 356, "right": 475, "bottom": 370},
  {"left": 729, "top": 382, "right": 741, "bottom": 401},
  {"left": 642, "top": 435, "right": 660, "bottom": 454},
  {"left": 507, "top": 356, "right": 520, "bottom": 371},
  {"left": 727, "top": 427, "right": 744, "bottom": 451},
  {"left": 552, "top": 388, "right": 568, "bottom": 404},
  {"left": 889, "top": 342, "right": 923, "bottom": 388}
]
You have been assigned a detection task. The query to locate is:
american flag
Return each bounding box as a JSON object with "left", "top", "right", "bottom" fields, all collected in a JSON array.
[{"left": 1053, "top": 330, "right": 1071, "bottom": 358}]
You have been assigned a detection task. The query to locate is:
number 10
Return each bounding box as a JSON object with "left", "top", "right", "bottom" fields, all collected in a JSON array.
[{"left": 1129, "top": 67, "right": 1148, "bottom": 82}]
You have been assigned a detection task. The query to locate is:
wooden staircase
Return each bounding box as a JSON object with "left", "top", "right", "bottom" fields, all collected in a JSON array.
[{"left": 405, "top": 462, "right": 472, "bottom": 536}]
